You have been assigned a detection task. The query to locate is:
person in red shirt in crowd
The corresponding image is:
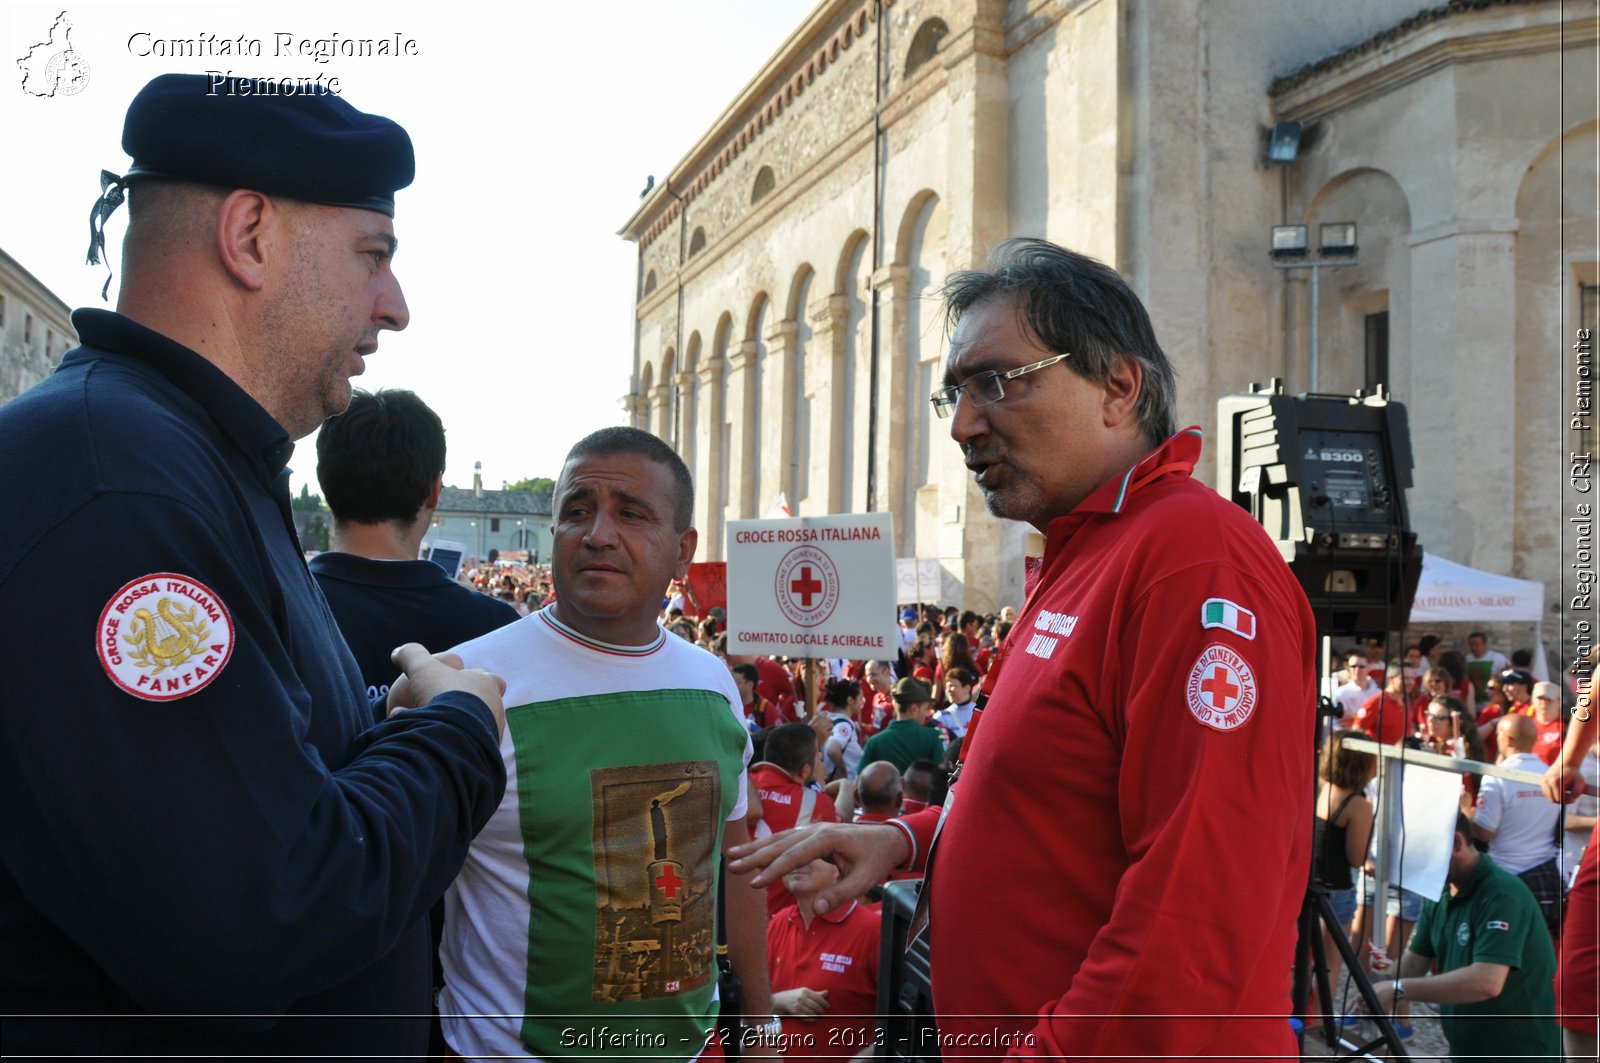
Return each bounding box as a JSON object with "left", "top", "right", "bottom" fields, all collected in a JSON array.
[
  {"left": 1412, "top": 667, "right": 1450, "bottom": 736},
  {"left": 1499, "top": 668, "right": 1535, "bottom": 718},
  {"left": 751, "top": 724, "right": 839, "bottom": 918},
  {"left": 766, "top": 856, "right": 881, "bottom": 1059},
  {"left": 1420, "top": 695, "right": 1489, "bottom": 803},
  {"left": 860, "top": 660, "right": 894, "bottom": 736},
  {"left": 1353, "top": 664, "right": 1411, "bottom": 746},
  {"left": 732, "top": 664, "right": 776, "bottom": 731},
  {"left": 899, "top": 759, "right": 939, "bottom": 816},
  {"left": 1532, "top": 681, "right": 1566, "bottom": 766},
  {"left": 851, "top": 761, "right": 902, "bottom": 823}
]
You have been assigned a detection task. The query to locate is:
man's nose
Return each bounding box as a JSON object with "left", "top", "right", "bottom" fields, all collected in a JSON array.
[{"left": 376, "top": 271, "right": 409, "bottom": 332}]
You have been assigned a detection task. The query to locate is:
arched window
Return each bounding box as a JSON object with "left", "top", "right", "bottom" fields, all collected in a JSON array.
[
  {"left": 688, "top": 227, "right": 707, "bottom": 257},
  {"left": 905, "top": 18, "right": 948, "bottom": 78},
  {"left": 751, "top": 165, "right": 776, "bottom": 204},
  {"left": 643, "top": 269, "right": 657, "bottom": 296}
]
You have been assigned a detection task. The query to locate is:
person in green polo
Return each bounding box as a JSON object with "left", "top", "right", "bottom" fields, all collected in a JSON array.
[
  {"left": 859, "top": 677, "right": 944, "bottom": 775},
  {"left": 1370, "top": 812, "right": 1558, "bottom": 1062}
]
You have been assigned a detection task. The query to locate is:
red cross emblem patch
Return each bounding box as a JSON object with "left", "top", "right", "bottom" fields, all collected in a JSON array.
[{"left": 1185, "top": 643, "right": 1258, "bottom": 732}]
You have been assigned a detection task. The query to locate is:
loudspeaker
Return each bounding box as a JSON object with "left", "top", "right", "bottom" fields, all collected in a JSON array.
[{"left": 1217, "top": 380, "right": 1422, "bottom": 638}]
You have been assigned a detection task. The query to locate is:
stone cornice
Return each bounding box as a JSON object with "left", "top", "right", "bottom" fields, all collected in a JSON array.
[
  {"left": 1270, "top": 0, "right": 1577, "bottom": 120},
  {"left": 619, "top": 0, "right": 893, "bottom": 251}
]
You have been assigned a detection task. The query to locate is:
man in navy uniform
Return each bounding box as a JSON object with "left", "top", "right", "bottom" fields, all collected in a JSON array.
[{"left": 0, "top": 74, "right": 508, "bottom": 1056}]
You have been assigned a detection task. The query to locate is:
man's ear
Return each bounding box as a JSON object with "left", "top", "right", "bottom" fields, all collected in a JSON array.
[
  {"left": 674, "top": 527, "right": 699, "bottom": 581},
  {"left": 215, "top": 190, "right": 276, "bottom": 292},
  {"left": 1102, "top": 356, "right": 1144, "bottom": 429}
]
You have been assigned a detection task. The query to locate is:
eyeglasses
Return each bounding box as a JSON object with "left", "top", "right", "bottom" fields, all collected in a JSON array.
[
  {"left": 930, "top": 353, "right": 1071, "bottom": 418},
  {"left": 1428, "top": 712, "right": 1454, "bottom": 722}
]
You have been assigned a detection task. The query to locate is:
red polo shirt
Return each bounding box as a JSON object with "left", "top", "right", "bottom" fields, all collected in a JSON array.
[
  {"left": 1354, "top": 692, "right": 1408, "bottom": 745},
  {"left": 927, "top": 428, "right": 1314, "bottom": 1058},
  {"left": 766, "top": 900, "right": 881, "bottom": 1059},
  {"left": 752, "top": 762, "right": 838, "bottom": 917}
]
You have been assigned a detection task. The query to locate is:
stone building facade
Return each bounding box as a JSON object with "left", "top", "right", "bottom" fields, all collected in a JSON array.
[
  {"left": 619, "top": 0, "right": 1597, "bottom": 650},
  {"left": 0, "top": 247, "right": 75, "bottom": 405}
]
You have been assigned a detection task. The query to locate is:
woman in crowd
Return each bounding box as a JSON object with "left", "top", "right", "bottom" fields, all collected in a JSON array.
[
  {"left": 1312, "top": 728, "right": 1377, "bottom": 1021},
  {"left": 1419, "top": 694, "right": 1488, "bottom": 803},
  {"left": 818, "top": 677, "right": 865, "bottom": 783}
]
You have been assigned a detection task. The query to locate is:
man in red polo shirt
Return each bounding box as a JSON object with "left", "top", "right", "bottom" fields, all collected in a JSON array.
[
  {"left": 767, "top": 856, "right": 881, "bottom": 1059},
  {"left": 751, "top": 724, "right": 839, "bottom": 917},
  {"left": 734, "top": 238, "right": 1315, "bottom": 1060},
  {"left": 1532, "top": 681, "right": 1566, "bottom": 766},
  {"left": 1353, "top": 664, "right": 1412, "bottom": 745}
]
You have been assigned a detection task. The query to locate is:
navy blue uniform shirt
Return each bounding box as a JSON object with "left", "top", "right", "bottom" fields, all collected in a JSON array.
[
  {"left": 0, "top": 310, "right": 506, "bottom": 1055},
  {"left": 308, "top": 552, "right": 520, "bottom": 704}
]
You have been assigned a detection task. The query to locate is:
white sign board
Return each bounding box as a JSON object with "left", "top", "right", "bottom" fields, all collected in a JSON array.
[
  {"left": 728, "top": 513, "right": 898, "bottom": 658},
  {"left": 893, "top": 557, "right": 943, "bottom": 604}
]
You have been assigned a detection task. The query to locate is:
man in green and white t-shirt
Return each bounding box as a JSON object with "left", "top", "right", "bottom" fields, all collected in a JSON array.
[{"left": 438, "top": 428, "right": 779, "bottom": 1062}]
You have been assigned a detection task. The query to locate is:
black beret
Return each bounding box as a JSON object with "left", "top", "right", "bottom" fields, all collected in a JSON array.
[{"left": 120, "top": 73, "right": 413, "bottom": 216}]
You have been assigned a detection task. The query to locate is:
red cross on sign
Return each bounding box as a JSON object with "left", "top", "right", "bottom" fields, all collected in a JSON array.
[
  {"left": 790, "top": 566, "right": 823, "bottom": 607},
  {"left": 1200, "top": 665, "right": 1240, "bottom": 709},
  {"left": 655, "top": 864, "right": 683, "bottom": 899}
]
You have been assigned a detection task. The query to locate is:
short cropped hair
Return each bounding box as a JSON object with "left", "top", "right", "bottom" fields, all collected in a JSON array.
[
  {"left": 317, "top": 388, "right": 445, "bottom": 524},
  {"left": 563, "top": 426, "right": 693, "bottom": 532},
  {"left": 763, "top": 723, "right": 818, "bottom": 775},
  {"left": 730, "top": 663, "right": 760, "bottom": 688},
  {"left": 942, "top": 238, "right": 1178, "bottom": 446}
]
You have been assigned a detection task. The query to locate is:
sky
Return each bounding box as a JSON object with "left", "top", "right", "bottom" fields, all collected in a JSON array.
[{"left": 2, "top": 1, "right": 818, "bottom": 496}]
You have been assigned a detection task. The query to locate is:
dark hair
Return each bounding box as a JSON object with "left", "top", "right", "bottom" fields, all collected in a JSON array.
[
  {"left": 1428, "top": 696, "right": 1487, "bottom": 762},
  {"left": 730, "top": 663, "right": 759, "bottom": 687},
  {"left": 823, "top": 677, "right": 861, "bottom": 709},
  {"left": 1510, "top": 648, "right": 1533, "bottom": 668},
  {"left": 942, "top": 238, "right": 1177, "bottom": 446},
  {"left": 1468, "top": 630, "right": 1488, "bottom": 642},
  {"left": 762, "top": 723, "right": 817, "bottom": 774},
  {"left": 938, "top": 631, "right": 978, "bottom": 676},
  {"left": 958, "top": 610, "right": 981, "bottom": 631},
  {"left": 562, "top": 426, "right": 693, "bottom": 532},
  {"left": 316, "top": 388, "right": 445, "bottom": 524},
  {"left": 945, "top": 666, "right": 978, "bottom": 688},
  {"left": 1318, "top": 728, "right": 1376, "bottom": 790}
]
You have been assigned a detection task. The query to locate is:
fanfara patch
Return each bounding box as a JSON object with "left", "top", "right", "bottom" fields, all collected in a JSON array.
[
  {"left": 1456, "top": 921, "right": 1471, "bottom": 946},
  {"left": 97, "top": 573, "right": 234, "bottom": 702},
  {"left": 1485, "top": 919, "right": 1510, "bottom": 932},
  {"left": 1185, "top": 643, "right": 1258, "bottom": 732}
]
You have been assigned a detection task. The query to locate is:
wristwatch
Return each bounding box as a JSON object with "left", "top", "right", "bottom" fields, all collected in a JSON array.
[
  {"left": 750, "top": 1017, "right": 784, "bottom": 1041},
  {"left": 1391, "top": 978, "right": 1407, "bottom": 1002}
]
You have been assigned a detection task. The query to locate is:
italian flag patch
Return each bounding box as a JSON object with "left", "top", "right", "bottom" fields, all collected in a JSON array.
[{"left": 1202, "top": 598, "right": 1256, "bottom": 640}]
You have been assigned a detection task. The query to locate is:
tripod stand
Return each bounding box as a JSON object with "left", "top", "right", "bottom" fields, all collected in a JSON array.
[{"left": 1292, "top": 882, "right": 1411, "bottom": 1060}]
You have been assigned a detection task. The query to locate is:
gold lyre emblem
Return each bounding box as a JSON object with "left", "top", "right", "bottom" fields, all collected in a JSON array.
[{"left": 123, "top": 596, "right": 210, "bottom": 675}]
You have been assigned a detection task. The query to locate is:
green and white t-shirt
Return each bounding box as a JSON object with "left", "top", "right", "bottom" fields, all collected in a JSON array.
[{"left": 439, "top": 607, "right": 752, "bottom": 1061}]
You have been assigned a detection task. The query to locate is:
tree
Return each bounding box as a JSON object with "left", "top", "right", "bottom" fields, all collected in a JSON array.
[
  {"left": 505, "top": 477, "right": 555, "bottom": 494},
  {"left": 293, "top": 484, "right": 328, "bottom": 513}
]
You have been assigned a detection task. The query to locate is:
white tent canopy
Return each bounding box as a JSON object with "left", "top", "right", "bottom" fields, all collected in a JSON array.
[{"left": 1409, "top": 551, "right": 1549, "bottom": 678}]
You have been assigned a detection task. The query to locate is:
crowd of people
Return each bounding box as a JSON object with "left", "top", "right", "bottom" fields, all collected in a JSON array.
[{"left": 1311, "top": 633, "right": 1596, "bottom": 1055}]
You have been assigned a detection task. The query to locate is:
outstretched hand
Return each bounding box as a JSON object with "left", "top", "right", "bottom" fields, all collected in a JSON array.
[{"left": 727, "top": 822, "right": 909, "bottom": 914}]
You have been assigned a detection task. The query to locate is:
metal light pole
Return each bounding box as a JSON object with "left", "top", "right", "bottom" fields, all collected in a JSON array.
[{"left": 1271, "top": 223, "right": 1358, "bottom": 392}]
